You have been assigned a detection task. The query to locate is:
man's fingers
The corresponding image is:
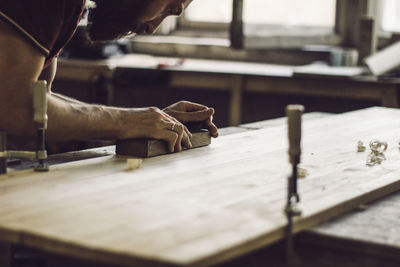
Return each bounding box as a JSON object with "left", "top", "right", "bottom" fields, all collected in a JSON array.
[
  {"left": 160, "top": 129, "right": 178, "bottom": 153},
  {"left": 184, "top": 126, "right": 192, "bottom": 139},
  {"left": 206, "top": 115, "right": 219, "bottom": 138},
  {"left": 164, "top": 113, "right": 192, "bottom": 144},
  {"left": 174, "top": 123, "right": 192, "bottom": 151},
  {"left": 181, "top": 129, "right": 192, "bottom": 149},
  {"left": 170, "top": 108, "right": 214, "bottom": 123},
  {"left": 168, "top": 108, "right": 218, "bottom": 138},
  {"left": 173, "top": 123, "right": 184, "bottom": 152},
  {"left": 184, "top": 101, "right": 209, "bottom": 112},
  {"left": 208, "top": 122, "right": 219, "bottom": 138},
  {"left": 164, "top": 121, "right": 192, "bottom": 151}
]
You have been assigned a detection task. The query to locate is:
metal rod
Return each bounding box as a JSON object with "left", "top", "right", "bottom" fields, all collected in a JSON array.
[
  {"left": 286, "top": 210, "right": 294, "bottom": 267},
  {"left": 35, "top": 129, "right": 48, "bottom": 172},
  {"left": 286, "top": 171, "right": 294, "bottom": 267},
  {"left": 292, "top": 164, "right": 300, "bottom": 202},
  {"left": 37, "top": 129, "right": 45, "bottom": 152},
  {"left": 0, "top": 130, "right": 6, "bottom": 174},
  {"left": 285, "top": 105, "right": 304, "bottom": 267}
]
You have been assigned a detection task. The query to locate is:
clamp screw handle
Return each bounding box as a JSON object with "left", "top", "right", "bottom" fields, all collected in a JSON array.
[
  {"left": 33, "top": 80, "right": 48, "bottom": 129},
  {"left": 286, "top": 105, "right": 304, "bottom": 165}
]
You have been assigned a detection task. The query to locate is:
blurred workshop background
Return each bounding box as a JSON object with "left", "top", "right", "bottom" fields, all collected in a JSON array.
[{"left": 56, "top": 0, "right": 400, "bottom": 133}]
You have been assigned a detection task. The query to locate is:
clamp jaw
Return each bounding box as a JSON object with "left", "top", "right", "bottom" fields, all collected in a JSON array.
[
  {"left": 0, "top": 81, "right": 49, "bottom": 174},
  {"left": 285, "top": 105, "right": 304, "bottom": 267}
]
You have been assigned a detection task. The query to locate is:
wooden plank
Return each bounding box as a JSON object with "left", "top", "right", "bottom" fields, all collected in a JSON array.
[
  {"left": 304, "top": 185, "right": 400, "bottom": 259},
  {"left": 0, "top": 107, "right": 400, "bottom": 267},
  {"left": 300, "top": 158, "right": 400, "bottom": 267},
  {"left": 240, "top": 112, "right": 331, "bottom": 130},
  {"left": 218, "top": 112, "right": 332, "bottom": 137}
]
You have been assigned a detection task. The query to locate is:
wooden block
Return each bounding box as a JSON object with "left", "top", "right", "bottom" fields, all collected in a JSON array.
[{"left": 116, "top": 130, "right": 211, "bottom": 158}]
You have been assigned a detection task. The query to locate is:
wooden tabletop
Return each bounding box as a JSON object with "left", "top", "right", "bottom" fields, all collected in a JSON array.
[{"left": 1, "top": 107, "right": 400, "bottom": 267}]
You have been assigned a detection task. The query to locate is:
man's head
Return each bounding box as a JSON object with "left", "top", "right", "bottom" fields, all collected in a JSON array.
[{"left": 87, "top": 0, "right": 193, "bottom": 42}]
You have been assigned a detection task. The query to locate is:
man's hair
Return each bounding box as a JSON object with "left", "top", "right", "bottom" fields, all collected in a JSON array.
[{"left": 87, "top": 0, "right": 149, "bottom": 42}]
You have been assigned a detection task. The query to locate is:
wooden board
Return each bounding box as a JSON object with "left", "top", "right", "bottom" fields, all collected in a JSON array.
[
  {"left": 1, "top": 107, "right": 400, "bottom": 267},
  {"left": 116, "top": 130, "right": 211, "bottom": 158}
]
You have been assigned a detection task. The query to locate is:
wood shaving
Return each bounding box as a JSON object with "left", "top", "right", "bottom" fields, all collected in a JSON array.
[
  {"left": 298, "top": 167, "right": 309, "bottom": 178},
  {"left": 357, "top": 141, "right": 366, "bottom": 152},
  {"left": 126, "top": 158, "right": 142, "bottom": 171},
  {"left": 366, "top": 140, "right": 387, "bottom": 166}
]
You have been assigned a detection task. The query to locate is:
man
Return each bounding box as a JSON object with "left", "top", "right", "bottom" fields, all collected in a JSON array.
[{"left": 0, "top": 0, "right": 218, "bottom": 153}]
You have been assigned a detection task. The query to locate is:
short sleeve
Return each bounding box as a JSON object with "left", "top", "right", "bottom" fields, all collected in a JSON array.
[{"left": 0, "top": 0, "right": 85, "bottom": 68}]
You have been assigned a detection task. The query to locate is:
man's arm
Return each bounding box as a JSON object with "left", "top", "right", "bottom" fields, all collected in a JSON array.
[
  {"left": 40, "top": 59, "right": 219, "bottom": 138},
  {"left": 0, "top": 20, "right": 197, "bottom": 152}
]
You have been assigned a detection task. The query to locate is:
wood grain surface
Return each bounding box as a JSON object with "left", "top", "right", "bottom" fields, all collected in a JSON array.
[{"left": 1, "top": 107, "right": 400, "bottom": 267}]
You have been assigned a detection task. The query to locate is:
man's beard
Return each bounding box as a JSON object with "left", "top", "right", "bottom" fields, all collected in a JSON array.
[{"left": 86, "top": 2, "right": 140, "bottom": 42}]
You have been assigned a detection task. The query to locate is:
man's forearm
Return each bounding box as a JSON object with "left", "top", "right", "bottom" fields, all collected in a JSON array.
[
  {"left": 46, "top": 94, "right": 122, "bottom": 141},
  {"left": 51, "top": 92, "right": 87, "bottom": 105}
]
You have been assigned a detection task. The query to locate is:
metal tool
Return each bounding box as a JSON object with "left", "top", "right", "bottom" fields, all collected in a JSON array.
[
  {"left": 285, "top": 105, "right": 304, "bottom": 267},
  {"left": 116, "top": 121, "right": 211, "bottom": 158},
  {"left": 0, "top": 81, "right": 49, "bottom": 174}
]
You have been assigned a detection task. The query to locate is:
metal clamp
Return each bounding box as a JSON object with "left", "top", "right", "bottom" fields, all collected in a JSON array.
[
  {"left": 0, "top": 81, "right": 49, "bottom": 175},
  {"left": 285, "top": 105, "right": 304, "bottom": 267}
]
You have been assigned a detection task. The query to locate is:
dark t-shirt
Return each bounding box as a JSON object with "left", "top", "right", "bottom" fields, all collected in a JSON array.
[{"left": 0, "top": 0, "right": 85, "bottom": 69}]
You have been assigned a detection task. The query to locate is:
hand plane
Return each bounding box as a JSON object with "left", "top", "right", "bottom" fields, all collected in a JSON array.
[{"left": 116, "top": 121, "right": 211, "bottom": 158}]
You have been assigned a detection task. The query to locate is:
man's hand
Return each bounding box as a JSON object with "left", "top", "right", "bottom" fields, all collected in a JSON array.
[
  {"left": 163, "top": 101, "right": 219, "bottom": 138},
  {"left": 117, "top": 107, "right": 193, "bottom": 153}
]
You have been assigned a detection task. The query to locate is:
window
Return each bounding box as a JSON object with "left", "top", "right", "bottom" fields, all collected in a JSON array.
[
  {"left": 185, "top": 0, "right": 336, "bottom": 26},
  {"left": 132, "top": 0, "right": 400, "bottom": 64},
  {"left": 380, "top": 0, "right": 400, "bottom": 33},
  {"left": 185, "top": 0, "right": 232, "bottom": 23},
  {"left": 243, "top": 0, "right": 336, "bottom": 27},
  {"left": 181, "top": 0, "right": 338, "bottom": 48}
]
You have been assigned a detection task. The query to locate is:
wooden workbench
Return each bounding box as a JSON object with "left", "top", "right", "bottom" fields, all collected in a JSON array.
[
  {"left": 2, "top": 107, "right": 400, "bottom": 266},
  {"left": 56, "top": 55, "right": 400, "bottom": 126}
]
